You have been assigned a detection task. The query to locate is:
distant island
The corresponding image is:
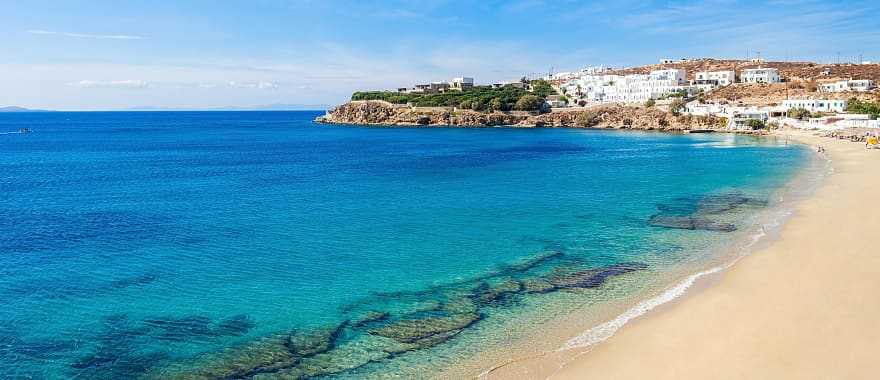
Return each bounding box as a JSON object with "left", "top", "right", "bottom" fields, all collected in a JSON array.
[
  {"left": 126, "top": 104, "right": 330, "bottom": 111},
  {"left": 0, "top": 106, "right": 53, "bottom": 113}
]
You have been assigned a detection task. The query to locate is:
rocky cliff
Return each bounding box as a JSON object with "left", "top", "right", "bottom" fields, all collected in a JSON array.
[{"left": 316, "top": 100, "right": 727, "bottom": 131}]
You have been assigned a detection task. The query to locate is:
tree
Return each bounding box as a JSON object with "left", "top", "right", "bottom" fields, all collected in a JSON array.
[
  {"left": 529, "top": 80, "right": 557, "bottom": 98},
  {"left": 645, "top": 99, "right": 656, "bottom": 107},
  {"left": 745, "top": 119, "right": 766, "bottom": 130},
  {"left": 471, "top": 99, "right": 487, "bottom": 112},
  {"left": 669, "top": 98, "right": 686, "bottom": 116},
  {"left": 515, "top": 95, "right": 544, "bottom": 112},
  {"left": 489, "top": 98, "right": 503, "bottom": 112}
]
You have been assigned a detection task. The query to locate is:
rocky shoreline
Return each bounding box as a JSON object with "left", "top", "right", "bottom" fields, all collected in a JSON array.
[{"left": 316, "top": 100, "right": 733, "bottom": 132}]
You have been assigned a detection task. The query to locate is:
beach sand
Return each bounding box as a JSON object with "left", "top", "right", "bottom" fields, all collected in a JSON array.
[{"left": 485, "top": 129, "right": 880, "bottom": 379}]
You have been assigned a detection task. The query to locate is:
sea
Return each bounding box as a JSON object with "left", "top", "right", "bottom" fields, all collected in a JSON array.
[{"left": 0, "top": 111, "right": 817, "bottom": 379}]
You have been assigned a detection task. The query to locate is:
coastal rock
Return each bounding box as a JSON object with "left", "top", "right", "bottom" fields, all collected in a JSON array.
[{"left": 318, "top": 101, "right": 727, "bottom": 131}]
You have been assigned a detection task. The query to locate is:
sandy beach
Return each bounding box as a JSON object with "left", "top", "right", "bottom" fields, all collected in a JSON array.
[{"left": 486, "top": 129, "right": 880, "bottom": 379}]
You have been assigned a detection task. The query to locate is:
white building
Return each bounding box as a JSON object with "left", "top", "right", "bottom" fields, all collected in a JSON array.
[
  {"left": 782, "top": 99, "right": 848, "bottom": 113},
  {"left": 730, "top": 108, "right": 770, "bottom": 130},
  {"left": 449, "top": 77, "right": 474, "bottom": 91},
  {"left": 560, "top": 69, "right": 690, "bottom": 104},
  {"left": 545, "top": 95, "right": 567, "bottom": 108},
  {"left": 818, "top": 79, "right": 875, "bottom": 93},
  {"left": 692, "top": 70, "right": 736, "bottom": 91},
  {"left": 785, "top": 114, "right": 880, "bottom": 131},
  {"left": 740, "top": 68, "right": 780, "bottom": 84}
]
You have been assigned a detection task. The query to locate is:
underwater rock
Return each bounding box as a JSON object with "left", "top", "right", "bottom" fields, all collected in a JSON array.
[
  {"left": 73, "top": 349, "right": 169, "bottom": 379},
  {"left": 649, "top": 215, "right": 737, "bottom": 232},
  {"left": 369, "top": 312, "right": 481, "bottom": 344},
  {"left": 440, "top": 296, "right": 479, "bottom": 315},
  {"left": 383, "top": 329, "right": 464, "bottom": 356},
  {"left": 474, "top": 279, "right": 523, "bottom": 305},
  {"left": 520, "top": 278, "right": 557, "bottom": 294},
  {"left": 286, "top": 321, "right": 348, "bottom": 358},
  {"left": 503, "top": 250, "right": 563, "bottom": 273},
  {"left": 353, "top": 311, "right": 390, "bottom": 328},
  {"left": 214, "top": 314, "right": 255, "bottom": 336},
  {"left": 697, "top": 193, "right": 768, "bottom": 215},
  {"left": 143, "top": 315, "right": 214, "bottom": 341},
  {"left": 178, "top": 334, "right": 297, "bottom": 379},
  {"left": 551, "top": 262, "right": 649, "bottom": 289}
]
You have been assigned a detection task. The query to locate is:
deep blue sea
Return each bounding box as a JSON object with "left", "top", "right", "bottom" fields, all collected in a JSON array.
[{"left": 0, "top": 111, "right": 811, "bottom": 379}]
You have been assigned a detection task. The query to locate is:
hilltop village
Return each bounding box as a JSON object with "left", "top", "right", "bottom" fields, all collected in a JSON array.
[{"left": 318, "top": 57, "right": 880, "bottom": 134}]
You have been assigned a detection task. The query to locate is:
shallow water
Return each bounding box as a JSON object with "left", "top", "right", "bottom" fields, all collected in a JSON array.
[{"left": 0, "top": 111, "right": 809, "bottom": 378}]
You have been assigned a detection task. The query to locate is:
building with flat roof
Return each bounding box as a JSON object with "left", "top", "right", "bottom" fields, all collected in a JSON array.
[
  {"left": 740, "top": 68, "right": 780, "bottom": 84},
  {"left": 693, "top": 70, "right": 736, "bottom": 91},
  {"left": 782, "top": 98, "right": 848, "bottom": 113},
  {"left": 818, "top": 79, "right": 874, "bottom": 93}
]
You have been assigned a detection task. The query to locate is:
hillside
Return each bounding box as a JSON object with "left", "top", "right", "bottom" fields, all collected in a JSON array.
[
  {"left": 605, "top": 58, "right": 880, "bottom": 82},
  {"left": 593, "top": 58, "right": 880, "bottom": 106}
]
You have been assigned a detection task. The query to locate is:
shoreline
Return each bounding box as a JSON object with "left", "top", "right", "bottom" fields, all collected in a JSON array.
[
  {"left": 479, "top": 129, "right": 879, "bottom": 379},
  {"left": 458, "top": 131, "right": 823, "bottom": 379}
]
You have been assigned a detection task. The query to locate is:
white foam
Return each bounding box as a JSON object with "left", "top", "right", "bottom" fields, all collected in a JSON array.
[{"left": 559, "top": 264, "right": 725, "bottom": 350}]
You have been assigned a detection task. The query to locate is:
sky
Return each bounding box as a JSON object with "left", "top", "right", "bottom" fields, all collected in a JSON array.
[{"left": 1, "top": 0, "right": 879, "bottom": 110}]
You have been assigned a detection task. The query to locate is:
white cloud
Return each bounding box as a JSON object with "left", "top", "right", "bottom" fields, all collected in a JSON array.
[
  {"left": 28, "top": 29, "right": 143, "bottom": 40},
  {"left": 70, "top": 80, "right": 149, "bottom": 89}
]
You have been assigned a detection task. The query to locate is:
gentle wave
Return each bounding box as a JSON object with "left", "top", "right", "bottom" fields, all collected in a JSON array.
[
  {"left": 560, "top": 264, "right": 725, "bottom": 350},
  {"left": 557, "top": 144, "right": 827, "bottom": 352}
]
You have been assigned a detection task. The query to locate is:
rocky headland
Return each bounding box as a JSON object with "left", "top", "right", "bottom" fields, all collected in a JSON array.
[{"left": 316, "top": 100, "right": 730, "bottom": 132}]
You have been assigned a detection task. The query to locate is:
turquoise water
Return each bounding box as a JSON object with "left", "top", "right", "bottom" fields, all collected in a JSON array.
[{"left": 0, "top": 111, "right": 809, "bottom": 379}]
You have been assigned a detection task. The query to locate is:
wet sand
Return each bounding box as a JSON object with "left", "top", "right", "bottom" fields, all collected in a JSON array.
[{"left": 486, "top": 129, "right": 880, "bottom": 379}]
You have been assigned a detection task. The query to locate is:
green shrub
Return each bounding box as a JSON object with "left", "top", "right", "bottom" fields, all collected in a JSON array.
[
  {"left": 788, "top": 107, "right": 811, "bottom": 120},
  {"left": 846, "top": 98, "right": 880, "bottom": 119},
  {"left": 669, "top": 98, "right": 686, "bottom": 116},
  {"left": 514, "top": 95, "right": 544, "bottom": 111},
  {"left": 745, "top": 119, "right": 765, "bottom": 130}
]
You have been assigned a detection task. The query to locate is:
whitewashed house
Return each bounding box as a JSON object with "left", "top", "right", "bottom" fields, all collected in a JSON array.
[
  {"left": 727, "top": 107, "right": 770, "bottom": 130},
  {"left": 740, "top": 68, "right": 780, "bottom": 84},
  {"left": 692, "top": 70, "right": 736, "bottom": 91},
  {"left": 560, "top": 69, "right": 690, "bottom": 105},
  {"left": 449, "top": 77, "right": 474, "bottom": 91},
  {"left": 785, "top": 114, "right": 880, "bottom": 131},
  {"left": 782, "top": 99, "right": 848, "bottom": 113},
  {"left": 818, "top": 79, "right": 875, "bottom": 93}
]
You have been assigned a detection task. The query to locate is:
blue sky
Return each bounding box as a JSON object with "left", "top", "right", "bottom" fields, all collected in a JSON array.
[{"left": 2, "top": 0, "right": 879, "bottom": 110}]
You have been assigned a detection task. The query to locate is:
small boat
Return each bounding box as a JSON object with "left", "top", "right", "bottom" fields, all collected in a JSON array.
[{"left": 18, "top": 128, "right": 31, "bottom": 134}]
